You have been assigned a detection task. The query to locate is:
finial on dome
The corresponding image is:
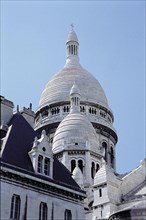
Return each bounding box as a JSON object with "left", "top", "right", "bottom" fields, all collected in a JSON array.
[{"left": 71, "top": 23, "right": 74, "bottom": 31}]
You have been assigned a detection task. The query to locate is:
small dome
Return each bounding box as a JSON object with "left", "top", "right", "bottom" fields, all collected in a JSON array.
[
  {"left": 72, "top": 166, "right": 84, "bottom": 187},
  {"left": 52, "top": 111, "right": 100, "bottom": 154},
  {"left": 66, "top": 30, "right": 78, "bottom": 43}
]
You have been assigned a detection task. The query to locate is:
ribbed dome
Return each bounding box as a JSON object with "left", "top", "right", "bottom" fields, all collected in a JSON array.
[
  {"left": 52, "top": 112, "right": 100, "bottom": 154},
  {"left": 38, "top": 66, "right": 109, "bottom": 110}
]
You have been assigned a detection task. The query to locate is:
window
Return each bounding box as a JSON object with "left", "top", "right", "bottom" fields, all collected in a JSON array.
[
  {"left": 71, "top": 45, "right": 73, "bottom": 54},
  {"left": 10, "top": 195, "right": 21, "bottom": 220},
  {"left": 64, "top": 209, "right": 72, "bottom": 220},
  {"left": 38, "top": 155, "right": 43, "bottom": 173},
  {"left": 99, "top": 188, "right": 102, "bottom": 197},
  {"left": 71, "top": 160, "right": 76, "bottom": 173},
  {"left": 91, "top": 162, "right": 95, "bottom": 179},
  {"left": 102, "top": 142, "right": 107, "bottom": 162},
  {"left": 38, "top": 155, "right": 51, "bottom": 176},
  {"left": 110, "top": 147, "right": 114, "bottom": 168},
  {"left": 96, "top": 163, "right": 99, "bottom": 172},
  {"left": 39, "top": 202, "right": 47, "bottom": 220},
  {"left": 78, "top": 159, "right": 83, "bottom": 173},
  {"left": 44, "top": 158, "right": 50, "bottom": 175}
]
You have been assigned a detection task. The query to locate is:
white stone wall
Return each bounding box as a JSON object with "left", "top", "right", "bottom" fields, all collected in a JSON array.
[
  {"left": 1, "top": 179, "right": 85, "bottom": 220},
  {"left": 1, "top": 100, "right": 14, "bottom": 125},
  {"left": 121, "top": 161, "right": 146, "bottom": 195}
]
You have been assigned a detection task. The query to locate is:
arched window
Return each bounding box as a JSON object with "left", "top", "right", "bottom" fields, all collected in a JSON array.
[
  {"left": 91, "top": 162, "right": 95, "bottom": 179},
  {"left": 38, "top": 155, "right": 43, "bottom": 173},
  {"left": 96, "top": 163, "right": 99, "bottom": 172},
  {"left": 69, "top": 45, "right": 71, "bottom": 54},
  {"left": 76, "top": 46, "right": 78, "bottom": 55},
  {"left": 64, "top": 209, "right": 72, "bottom": 220},
  {"left": 39, "top": 202, "right": 47, "bottom": 220},
  {"left": 78, "top": 159, "right": 83, "bottom": 173},
  {"left": 74, "top": 45, "right": 75, "bottom": 54},
  {"left": 102, "top": 142, "right": 108, "bottom": 162},
  {"left": 71, "top": 45, "right": 73, "bottom": 54},
  {"left": 10, "top": 194, "right": 21, "bottom": 220},
  {"left": 71, "top": 160, "right": 76, "bottom": 173},
  {"left": 110, "top": 147, "right": 114, "bottom": 168}
]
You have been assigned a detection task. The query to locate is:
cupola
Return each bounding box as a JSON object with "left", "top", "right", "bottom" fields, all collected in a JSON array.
[
  {"left": 65, "top": 25, "right": 80, "bottom": 67},
  {"left": 70, "top": 82, "right": 81, "bottom": 113}
]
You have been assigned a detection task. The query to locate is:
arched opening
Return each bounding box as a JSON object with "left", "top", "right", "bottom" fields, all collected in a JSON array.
[
  {"left": 10, "top": 195, "right": 21, "bottom": 220},
  {"left": 102, "top": 142, "right": 108, "bottom": 162},
  {"left": 71, "top": 160, "right": 76, "bottom": 173},
  {"left": 74, "top": 45, "right": 75, "bottom": 54},
  {"left": 96, "top": 163, "right": 99, "bottom": 172},
  {"left": 78, "top": 159, "right": 83, "bottom": 173},
  {"left": 69, "top": 45, "right": 71, "bottom": 54},
  {"left": 91, "top": 161, "right": 95, "bottom": 179},
  {"left": 110, "top": 147, "right": 114, "bottom": 168},
  {"left": 71, "top": 45, "right": 73, "bottom": 54},
  {"left": 65, "top": 209, "right": 72, "bottom": 220},
  {"left": 39, "top": 202, "right": 48, "bottom": 220}
]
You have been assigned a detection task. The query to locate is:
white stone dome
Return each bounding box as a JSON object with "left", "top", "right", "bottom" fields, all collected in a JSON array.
[
  {"left": 38, "top": 65, "right": 109, "bottom": 110},
  {"left": 66, "top": 30, "right": 78, "bottom": 43},
  {"left": 37, "top": 28, "right": 110, "bottom": 111},
  {"left": 52, "top": 111, "right": 100, "bottom": 155}
]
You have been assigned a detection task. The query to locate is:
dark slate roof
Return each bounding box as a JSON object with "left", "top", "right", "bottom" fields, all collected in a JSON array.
[
  {"left": 1, "top": 113, "right": 36, "bottom": 171},
  {"left": 53, "top": 157, "right": 80, "bottom": 189},
  {"left": 1, "top": 113, "right": 80, "bottom": 190}
]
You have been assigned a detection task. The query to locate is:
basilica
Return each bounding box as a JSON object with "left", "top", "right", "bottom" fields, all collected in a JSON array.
[{"left": 0, "top": 28, "right": 146, "bottom": 220}]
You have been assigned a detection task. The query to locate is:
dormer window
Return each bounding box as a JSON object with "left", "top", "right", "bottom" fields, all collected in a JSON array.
[{"left": 29, "top": 130, "right": 53, "bottom": 179}]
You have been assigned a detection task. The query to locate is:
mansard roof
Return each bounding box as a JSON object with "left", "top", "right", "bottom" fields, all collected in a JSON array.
[{"left": 0, "top": 113, "right": 81, "bottom": 190}]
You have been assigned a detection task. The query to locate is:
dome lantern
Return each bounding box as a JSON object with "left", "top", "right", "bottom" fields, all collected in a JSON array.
[
  {"left": 70, "top": 82, "right": 81, "bottom": 113},
  {"left": 65, "top": 25, "right": 80, "bottom": 67}
]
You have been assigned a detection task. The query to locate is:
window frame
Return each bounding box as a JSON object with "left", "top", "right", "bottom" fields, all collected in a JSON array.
[
  {"left": 39, "top": 202, "right": 48, "bottom": 220},
  {"left": 10, "top": 194, "right": 21, "bottom": 220},
  {"left": 64, "top": 209, "right": 72, "bottom": 220}
]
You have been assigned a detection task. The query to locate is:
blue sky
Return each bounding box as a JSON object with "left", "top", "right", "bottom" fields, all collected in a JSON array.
[{"left": 1, "top": 0, "right": 145, "bottom": 173}]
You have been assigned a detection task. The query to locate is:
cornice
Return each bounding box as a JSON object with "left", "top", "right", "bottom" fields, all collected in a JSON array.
[{"left": 0, "top": 163, "right": 86, "bottom": 202}]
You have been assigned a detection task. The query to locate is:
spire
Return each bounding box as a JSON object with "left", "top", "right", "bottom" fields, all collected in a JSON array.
[
  {"left": 70, "top": 82, "right": 81, "bottom": 113},
  {"left": 65, "top": 25, "right": 80, "bottom": 67}
]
